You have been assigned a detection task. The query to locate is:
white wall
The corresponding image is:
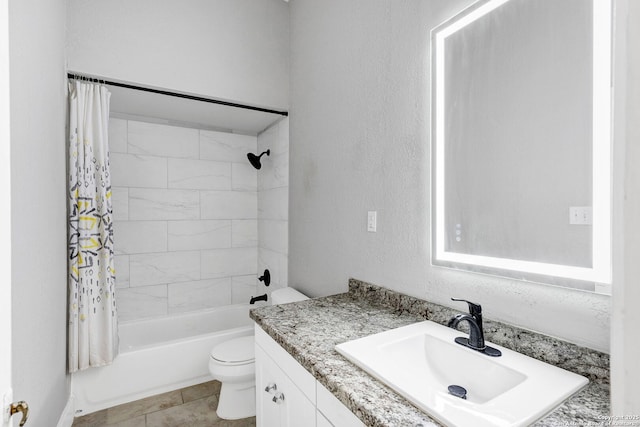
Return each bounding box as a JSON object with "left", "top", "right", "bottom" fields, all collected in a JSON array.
[
  {"left": 257, "top": 118, "right": 289, "bottom": 297},
  {"left": 612, "top": 0, "right": 640, "bottom": 415},
  {"left": 110, "top": 118, "right": 260, "bottom": 321},
  {"left": 9, "top": 0, "right": 69, "bottom": 424},
  {"left": 289, "top": 0, "right": 610, "bottom": 352},
  {"left": 0, "top": 0, "right": 13, "bottom": 418},
  {"left": 66, "top": 0, "right": 289, "bottom": 110}
]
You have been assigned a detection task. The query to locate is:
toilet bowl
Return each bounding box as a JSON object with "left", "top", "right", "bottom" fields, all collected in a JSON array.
[
  {"left": 208, "top": 335, "right": 256, "bottom": 419},
  {"left": 208, "top": 287, "right": 309, "bottom": 420}
]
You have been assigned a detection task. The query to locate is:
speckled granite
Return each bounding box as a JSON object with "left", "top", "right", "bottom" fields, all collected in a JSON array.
[{"left": 250, "top": 279, "right": 610, "bottom": 427}]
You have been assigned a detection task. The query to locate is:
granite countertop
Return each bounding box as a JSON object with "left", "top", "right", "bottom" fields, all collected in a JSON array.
[{"left": 250, "top": 279, "right": 610, "bottom": 427}]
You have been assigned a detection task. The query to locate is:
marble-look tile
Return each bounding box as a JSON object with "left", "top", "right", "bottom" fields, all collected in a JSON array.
[
  {"left": 231, "top": 162, "right": 257, "bottom": 191},
  {"left": 130, "top": 251, "right": 200, "bottom": 287},
  {"left": 258, "top": 249, "right": 288, "bottom": 288},
  {"left": 181, "top": 380, "right": 221, "bottom": 403},
  {"left": 168, "top": 158, "right": 231, "bottom": 190},
  {"left": 258, "top": 219, "right": 288, "bottom": 255},
  {"left": 117, "top": 285, "right": 167, "bottom": 322},
  {"left": 201, "top": 247, "right": 258, "bottom": 279},
  {"left": 111, "top": 187, "right": 129, "bottom": 221},
  {"left": 256, "top": 120, "right": 278, "bottom": 154},
  {"left": 110, "top": 153, "right": 167, "bottom": 189},
  {"left": 128, "top": 121, "right": 199, "bottom": 159},
  {"left": 168, "top": 278, "right": 232, "bottom": 313},
  {"left": 129, "top": 188, "right": 199, "bottom": 221},
  {"left": 232, "top": 220, "right": 258, "bottom": 248},
  {"left": 200, "top": 130, "right": 256, "bottom": 163},
  {"left": 231, "top": 275, "right": 258, "bottom": 304},
  {"left": 275, "top": 117, "right": 289, "bottom": 151},
  {"left": 257, "top": 118, "right": 288, "bottom": 191},
  {"left": 258, "top": 118, "right": 288, "bottom": 156},
  {"left": 113, "top": 221, "right": 167, "bottom": 255},
  {"left": 257, "top": 151, "right": 288, "bottom": 191},
  {"left": 145, "top": 395, "right": 219, "bottom": 427},
  {"left": 258, "top": 187, "right": 288, "bottom": 220},
  {"left": 106, "top": 389, "right": 183, "bottom": 423},
  {"left": 201, "top": 191, "right": 257, "bottom": 220},
  {"left": 168, "top": 220, "right": 231, "bottom": 251},
  {"left": 108, "top": 118, "right": 128, "bottom": 153},
  {"left": 114, "top": 255, "right": 130, "bottom": 288}
]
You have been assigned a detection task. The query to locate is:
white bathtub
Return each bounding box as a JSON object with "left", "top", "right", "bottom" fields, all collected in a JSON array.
[{"left": 71, "top": 304, "right": 254, "bottom": 415}]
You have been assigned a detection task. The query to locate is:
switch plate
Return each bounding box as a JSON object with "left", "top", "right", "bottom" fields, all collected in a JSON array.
[
  {"left": 569, "top": 206, "right": 592, "bottom": 225},
  {"left": 367, "top": 211, "right": 377, "bottom": 232}
]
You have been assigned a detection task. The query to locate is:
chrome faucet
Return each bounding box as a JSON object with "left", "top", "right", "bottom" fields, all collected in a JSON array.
[{"left": 448, "top": 298, "right": 501, "bottom": 357}]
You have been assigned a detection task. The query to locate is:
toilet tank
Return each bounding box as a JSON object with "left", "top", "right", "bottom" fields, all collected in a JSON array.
[{"left": 271, "top": 287, "right": 308, "bottom": 305}]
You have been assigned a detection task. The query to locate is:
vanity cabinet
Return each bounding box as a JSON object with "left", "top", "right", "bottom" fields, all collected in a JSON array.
[
  {"left": 255, "top": 325, "right": 365, "bottom": 427},
  {"left": 255, "top": 344, "right": 315, "bottom": 427}
]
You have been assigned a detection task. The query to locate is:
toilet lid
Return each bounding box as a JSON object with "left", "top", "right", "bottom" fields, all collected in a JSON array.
[{"left": 210, "top": 336, "right": 254, "bottom": 364}]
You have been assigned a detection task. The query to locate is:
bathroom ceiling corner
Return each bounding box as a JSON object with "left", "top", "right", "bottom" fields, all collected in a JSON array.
[{"left": 107, "top": 83, "right": 286, "bottom": 135}]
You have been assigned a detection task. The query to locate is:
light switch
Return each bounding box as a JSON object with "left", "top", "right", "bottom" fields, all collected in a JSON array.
[{"left": 367, "top": 211, "right": 377, "bottom": 232}]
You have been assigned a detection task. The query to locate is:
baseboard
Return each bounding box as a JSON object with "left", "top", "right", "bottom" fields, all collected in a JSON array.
[{"left": 56, "top": 395, "right": 74, "bottom": 427}]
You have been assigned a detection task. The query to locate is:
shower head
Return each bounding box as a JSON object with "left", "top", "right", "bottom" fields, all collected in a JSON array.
[{"left": 247, "top": 149, "right": 270, "bottom": 170}]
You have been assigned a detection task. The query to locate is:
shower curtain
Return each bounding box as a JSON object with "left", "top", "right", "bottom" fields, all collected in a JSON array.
[{"left": 68, "top": 80, "right": 119, "bottom": 372}]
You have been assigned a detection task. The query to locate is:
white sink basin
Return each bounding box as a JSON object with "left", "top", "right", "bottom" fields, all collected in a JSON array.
[{"left": 335, "top": 321, "right": 588, "bottom": 427}]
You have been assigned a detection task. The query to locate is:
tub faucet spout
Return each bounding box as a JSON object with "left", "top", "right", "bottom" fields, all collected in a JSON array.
[{"left": 250, "top": 293, "right": 268, "bottom": 304}]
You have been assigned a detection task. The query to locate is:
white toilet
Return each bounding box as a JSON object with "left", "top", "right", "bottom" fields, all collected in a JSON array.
[{"left": 208, "top": 287, "right": 309, "bottom": 420}]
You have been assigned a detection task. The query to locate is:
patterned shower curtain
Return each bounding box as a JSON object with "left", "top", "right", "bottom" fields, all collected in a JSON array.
[{"left": 68, "top": 80, "right": 118, "bottom": 372}]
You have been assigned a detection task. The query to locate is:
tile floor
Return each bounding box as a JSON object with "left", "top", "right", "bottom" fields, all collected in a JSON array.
[{"left": 72, "top": 380, "right": 256, "bottom": 427}]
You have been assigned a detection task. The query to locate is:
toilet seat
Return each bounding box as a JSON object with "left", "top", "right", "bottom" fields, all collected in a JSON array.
[{"left": 210, "top": 336, "right": 254, "bottom": 365}]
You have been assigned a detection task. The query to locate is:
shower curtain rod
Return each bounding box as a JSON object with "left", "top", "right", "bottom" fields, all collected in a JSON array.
[{"left": 67, "top": 73, "right": 288, "bottom": 117}]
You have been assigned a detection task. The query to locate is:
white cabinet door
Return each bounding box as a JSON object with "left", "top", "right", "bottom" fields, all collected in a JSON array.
[
  {"left": 255, "top": 324, "right": 366, "bottom": 427},
  {"left": 256, "top": 345, "right": 280, "bottom": 427},
  {"left": 317, "top": 410, "right": 334, "bottom": 427},
  {"left": 255, "top": 344, "right": 315, "bottom": 427}
]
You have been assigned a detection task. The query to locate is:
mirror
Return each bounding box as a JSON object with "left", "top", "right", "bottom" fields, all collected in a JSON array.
[{"left": 431, "top": 0, "right": 612, "bottom": 292}]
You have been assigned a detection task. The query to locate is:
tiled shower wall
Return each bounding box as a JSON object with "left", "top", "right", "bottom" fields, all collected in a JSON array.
[
  {"left": 110, "top": 118, "right": 264, "bottom": 322},
  {"left": 257, "top": 118, "right": 289, "bottom": 296}
]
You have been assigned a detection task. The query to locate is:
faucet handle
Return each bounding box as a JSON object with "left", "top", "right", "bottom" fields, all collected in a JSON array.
[{"left": 451, "top": 298, "right": 482, "bottom": 316}]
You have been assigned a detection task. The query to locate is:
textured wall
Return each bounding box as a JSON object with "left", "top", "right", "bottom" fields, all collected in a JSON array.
[
  {"left": 110, "top": 118, "right": 260, "bottom": 321},
  {"left": 289, "top": 0, "right": 611, "bottom": 352},
  {"left": 9, "top": 0, "right": 69, "bottom": 423},
  {"left": 66, "top": 0, "right": 289, "bottom": 110}
]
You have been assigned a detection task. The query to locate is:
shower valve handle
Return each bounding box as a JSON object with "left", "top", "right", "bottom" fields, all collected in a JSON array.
[{"left": 259, "top": 269, "right": 271, "bottom": 287}]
